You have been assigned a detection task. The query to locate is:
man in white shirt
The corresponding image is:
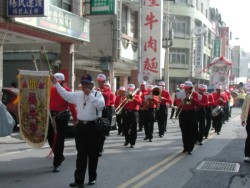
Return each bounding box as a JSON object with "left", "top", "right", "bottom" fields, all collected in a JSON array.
[{"left": 51, "top": 74, "right": 105, "bottom": 188}]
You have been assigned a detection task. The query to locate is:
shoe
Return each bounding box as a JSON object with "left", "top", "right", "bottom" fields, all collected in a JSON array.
[
  {"left": 217, "top": 132, "right": 220, "bottom": 135},
  {"left": 143, "top": 137, "right": 148, "bottom": 140},
  {"left": 53, "top": 166, "right": 60, "bottom": 173},
  {"left": 197, "top": 142, "right": 203, "bottom": 145},
  {"left": 244, "top": 157, "right": 250, "bottom": 162},
  {"left": 69, "top": 182, "right": 84, "bottom": 188},
  {"left": 159, "top": 135, "right": 163, "bottom": 138},
  {"left": 182, "top": 149, "right": 187, "bottom": 153},
  {"left": 124, "top": 141, "right": 129, "bottom": 146},
  {"left": 98, "top": 152, "right": 102, "bottom": 157},
  {"left": 59, "top": 156, "right": 65, "bottom": 166},
  {"left": 149, "top": 139, "right": 152, "bottom": 142},
  {"left": 88, "top": 180, "right": 96, "bottom": 185},
  {"left": 187, "top": 151, "right": 192, "bottom": 155},
  {"left": 130, "top": 145, "right": 134, "bottom": 148}
]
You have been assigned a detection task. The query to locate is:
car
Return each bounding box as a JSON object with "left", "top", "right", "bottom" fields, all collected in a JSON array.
[{"left": 1, "top": 88, "right": 19, "bottom": 130}]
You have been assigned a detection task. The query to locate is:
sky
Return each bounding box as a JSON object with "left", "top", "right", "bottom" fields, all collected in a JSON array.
[{"left": 210, "top": 0, "right": 250, "bottom": 52}]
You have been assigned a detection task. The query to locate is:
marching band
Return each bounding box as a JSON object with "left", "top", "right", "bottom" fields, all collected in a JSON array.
[{"left": 111, "top": 79, "right": 233, "bottom": 154}]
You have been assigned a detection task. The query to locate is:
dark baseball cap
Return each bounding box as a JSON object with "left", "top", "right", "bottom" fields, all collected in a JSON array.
[{"left": 80, "top": 74, "right": 93, "bottom": 84}]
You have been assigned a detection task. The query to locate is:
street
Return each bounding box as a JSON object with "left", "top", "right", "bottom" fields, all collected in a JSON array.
[{"left": 0, "top": 107, "right": 249, "bottom": 188}]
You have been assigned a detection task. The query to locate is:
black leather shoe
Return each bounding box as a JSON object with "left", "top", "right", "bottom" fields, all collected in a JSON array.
[
  {"left": 149, "top": 139, "right": 152, "bottom": 142},
  {"left": 130, "top": 145, "right": 134, "bottom": 148},
  {"left": 143, "top": 137, "right": 148, "bottom": 140},
  {"left": 88, "top": 180, "right": 96, "bottom": 185},
  {"left": 124, "top": 141, "right": 129, "bottom": 146},
  {"left": 69, "top": 182, "right": 84, "bottom": 188},
  {"left": 53, "top": 166, "right": 60, "bottom": 173},
  {"left": 187, "top": 151, "right": 192, "bottom": 155}
]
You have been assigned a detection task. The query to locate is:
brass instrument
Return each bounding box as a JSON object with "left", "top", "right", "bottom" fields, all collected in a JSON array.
[
  {"left": 152, "top": 86, "right": 162, "bottom": 111},
  {"left": 172, "top": 84, "right": 197, "bottom": 123},
  {"left": 115, "top": 88, "right": 139, "bottom": 115}
]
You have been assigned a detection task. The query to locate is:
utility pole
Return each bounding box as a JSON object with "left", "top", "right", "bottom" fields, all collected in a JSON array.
[{"left": 162, "top": 0, "right": 173, "bottom": 91}]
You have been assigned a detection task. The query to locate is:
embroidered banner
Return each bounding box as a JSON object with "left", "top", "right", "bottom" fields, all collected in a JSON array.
[{"left": 18, "top": 70, "right": 51, "bottom": 148}]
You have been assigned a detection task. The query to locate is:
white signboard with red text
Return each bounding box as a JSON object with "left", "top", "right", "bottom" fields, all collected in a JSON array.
[{"left": 141, "top": 0, "right": 163, "bottom": 83}]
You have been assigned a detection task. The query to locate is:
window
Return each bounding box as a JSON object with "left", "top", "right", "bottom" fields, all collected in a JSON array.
[
  {"left": 201, "top": 3, "right": 203, "bottom": 13},
  {"left": 122, "top": 5, "right": 128, "bottom": 35},
  {"left": 170, "top": 48, "right": 189, "bottom": 68},
  {"left": 63, "top": 0, "right": 72, "bottom": 11},
  {"left": 171, "top": 16, "right": 190, "bottom": 38},
  {"left": 82, "top": 0, "right": 91, "bottom": 15},
  {"left": 130, "top": 11, "right": 138, "bottom": 39}
]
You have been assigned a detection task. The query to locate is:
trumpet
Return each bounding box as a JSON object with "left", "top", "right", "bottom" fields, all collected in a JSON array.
[{"left": 115, "top": 88, "right": 139, "bottom": 115}]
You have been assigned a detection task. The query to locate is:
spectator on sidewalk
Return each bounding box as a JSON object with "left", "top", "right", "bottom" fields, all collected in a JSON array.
[{"left": 241, "top": 93, "right": 250, "bottom": 162}]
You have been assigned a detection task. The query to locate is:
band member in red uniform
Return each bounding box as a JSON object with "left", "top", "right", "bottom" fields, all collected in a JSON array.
[
  {"left": 104, "top": 82, "right": 116, "bottom": 130},
  {"left": 203, "top": 86, "right": 214, "bottom": 139},
  {"left": 170, "top": 87, "right": 181, "bottom": 120},
  {"left": 143, "top": 85, "right": 159, "bottom": 142},
  {"left": 196, "top": 84, "right": 208, "bottom": 145},
  {"left": 123, "top": 84, "right": 142, "bottom": 148},
  {"left": 156, "top": 81, "right": 172, "bottom": 137},
  {"left": 212, "top": 86, "right": 226, "bottom": 135},
  {"left": 95, "top": 73, "right": 110, "bottom": 156},
  {"left": 48, "top": 73, "right": 77, "bottom": 172},
  {"left": 137, "top": 81, "right": 148, "bottom": 132},
  {"left": 178, "top": 81, "right": 199, "bottom": 154},
  {"left": 114, "top": 86, "right": 126, "bottom": 135}
]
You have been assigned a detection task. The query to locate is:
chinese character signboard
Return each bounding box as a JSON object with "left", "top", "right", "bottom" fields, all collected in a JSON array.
[
  {"left": 14, "top": 5, "right": 90, "bottom": 42},
  {"left": 91, "top": 0, "right": 114, "bottom": 14},
  {"left": 194, "top": 35, "right": 204, "bottom": 77},
  {"left": 141, "top": 0, "right": 163, "bottom": 82},
  {"left": 220, "top": 27, "right": 229, "bottom": 57},
  {"left": 7, "top": 0, "right": 49, "bottom": 17}
]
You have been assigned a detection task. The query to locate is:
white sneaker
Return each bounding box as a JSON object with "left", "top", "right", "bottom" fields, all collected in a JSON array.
[{"left": 244, "top": 157, "right": 250, "bottom": 162}]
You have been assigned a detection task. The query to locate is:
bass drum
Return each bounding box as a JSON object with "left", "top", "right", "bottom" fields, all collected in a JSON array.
[{"left": 212, "top": 106, "right": 223, "bottom": 117}]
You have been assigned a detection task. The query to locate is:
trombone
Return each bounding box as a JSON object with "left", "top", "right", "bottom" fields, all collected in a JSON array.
[
  {"left": 172, "top": 84, "right": 197, "bottom": 123},
  {"left": 115, "top": 88, "right": 139, "bottom": 115}
]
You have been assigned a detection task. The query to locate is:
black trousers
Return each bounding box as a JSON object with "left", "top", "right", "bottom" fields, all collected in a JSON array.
[
  {"left": 144, "top": 108, "right": 156, "bottom": 139},
  {"left": 204, "top": 107, "right": 212, "bottom": 138},
  {"left": 245, "top": 116, "right": 250, "bottom": 157},
  {"left": 179, "top": 109, "right": 198, "bottom": 152},
  {"left": 74, "top": 122, "right": 100, "bottom": 184},
  {"left": 138, "top": 110, "right": 144, "bottom": 130},
  {"left": 212, "top": 108, "right": 223, "bottom": 133},
  {"left": 48, "top": 111, "right": 69, "bottom": 167},
  {"left": 156, "top": 104, "right": 168, "bottom": 136},
  {"left": 116, "top": 113, "right": 124, "bottom": 134},
  {"left": 98, "top": 107, "right": 110, "bottom": 153},
  {"left": 197, "top": 108, "right": 206, "bottom": 143},
  {"left": 123, "top": 110, "right": 138, "bottom": 145}
]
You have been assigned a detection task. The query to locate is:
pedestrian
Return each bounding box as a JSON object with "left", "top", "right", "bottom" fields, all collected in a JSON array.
[
  {"left": 203, "top": 86, "right": 214, "bottom": 139},
  {"left": 241, "top": 93, "right": 250, "bottom": 162},
  {"left": 123, "top": 84, "right": 141, "bottom": 148},
  {"left": 211, "top": 86, "right": 226, "bottom": 135},
  {"left": 155, "top": 81, "right": 172, "bottom": 137},
  {"left": 48, "top": 73, "right": 77, "bottom": 173},
  {"left": 178, "top": 81, "right": 199, "bottom": 154},
  {"left": 238, "top": 90, "right": 246, "bottom": 108},
  {"left": 0, "top": 101, "right": 15, "bottom": 137},
  {"left": 114, "top": 86, "right": 126, "bottom": 135},
  {"left": 95, "top": 73, "right": 112, "bottom": 156},
  {"left": 196, "top": 84, "right": 208, "bottom": 145},
  {"left": 137, "top": 81, "right": 148, "bottom": 132},
  {"left": 143, "top": 85, "right": 158, "bottom": 142},
  {"left": 51, "top": 73, "right": 105, "bottom": 188}
]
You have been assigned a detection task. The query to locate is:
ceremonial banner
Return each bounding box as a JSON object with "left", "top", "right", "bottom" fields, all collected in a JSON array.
[{"left": 18, "top": 70, "right": 51, "bottom": 148}]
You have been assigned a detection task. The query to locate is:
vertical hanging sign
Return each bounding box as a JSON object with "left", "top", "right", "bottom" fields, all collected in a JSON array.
[{"left": 141, "top": 0, "right": 163, "bottom": 82}]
